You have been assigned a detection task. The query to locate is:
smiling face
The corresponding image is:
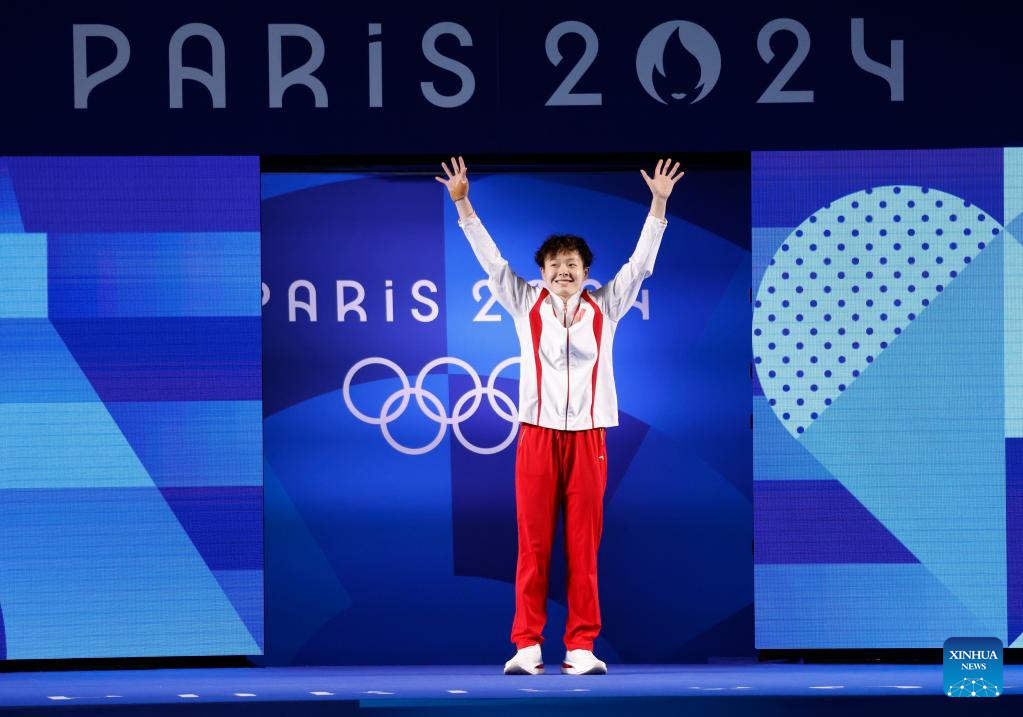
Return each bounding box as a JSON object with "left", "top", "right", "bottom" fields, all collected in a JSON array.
[{"left": 542, "top": 249, "right": 589, "bottom": 299}]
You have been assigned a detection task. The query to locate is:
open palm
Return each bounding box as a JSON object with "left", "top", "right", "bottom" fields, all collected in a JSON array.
[
  {"left": 641, "top": 158, "right": 684, "bottom": 199},
  {"left": 435, "top": 155, "right": 468, "bottom": 201}
]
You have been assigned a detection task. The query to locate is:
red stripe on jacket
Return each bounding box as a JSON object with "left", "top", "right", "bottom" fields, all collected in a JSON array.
[
  {"left": 529, "top": 289, "right": 549, "bottom": 424},
  {"left": 581, "top": 291, "right": 602, "bottom": 429}
]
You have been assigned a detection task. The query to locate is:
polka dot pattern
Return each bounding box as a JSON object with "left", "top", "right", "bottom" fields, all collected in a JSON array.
[{"left": 753, "top": 186, "right": 1003, "bottom": 438}]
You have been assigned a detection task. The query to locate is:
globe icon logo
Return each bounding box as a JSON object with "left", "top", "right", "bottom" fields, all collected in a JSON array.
[{"left": 947, "top": 676, "right": 999, "bottom": 697}]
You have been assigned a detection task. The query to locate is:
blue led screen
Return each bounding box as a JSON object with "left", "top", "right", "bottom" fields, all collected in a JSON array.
[
  {"left": 0, "top": 157, "right": 263, "bottom": 659},
  {"left": 753, "top": 149, "right": 1023, "bottom": 648}
]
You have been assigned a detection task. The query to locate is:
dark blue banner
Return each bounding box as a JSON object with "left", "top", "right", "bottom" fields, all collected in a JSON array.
[{"left": 1, "top": 2, "right": 1021, "bottom": 153}]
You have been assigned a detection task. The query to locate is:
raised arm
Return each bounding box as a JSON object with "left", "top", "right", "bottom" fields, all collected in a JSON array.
[
  {"left": 640, "top": 156, "right": 683, "bottom": 221},
  {"left": 594, "top": 158, "right": 684, "bottom": 321},
  {"left": 436, "top": 156, "right": 537, "bottom": 317}
]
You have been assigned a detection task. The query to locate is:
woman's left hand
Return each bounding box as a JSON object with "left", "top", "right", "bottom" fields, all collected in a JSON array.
[{"left": 641, "top": 157, "right": 684, "bottom": 199}]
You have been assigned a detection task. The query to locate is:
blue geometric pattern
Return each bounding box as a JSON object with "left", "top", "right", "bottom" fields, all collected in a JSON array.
[
  {"left": 754, "top": 186, "right": 1002, "bottom": 437},
  {"left": 7, "top": 156, "right": 258, "bottom": 233},
  {"left": 752, "top": 396, "right": 833, "bottom": 481},
  {"left": 1006, "top": 439, "right": 1023, "bottom": 644},
  {"left": 259, "top": 458, "right": 351, "bottom": 665},
  {"left": 1005, "top": 150, "right": 1023, "bottom": 439},
  {"left": 754, "top": 480, "right": 919, "bottom": 564},
  {"left": 756, "top": 564, "right": 997, "bottom": 648},
  {"left": 0, "top": 400, "right": 153, "bottom": 489},
  {"left": 0, "top": 319, "right": 104, "bottom": 402},
  {"left": 103, "top": 401, "right": 262, "bottom": 487},
  {"left": 0, "top": 233, "right": 45, "bottom": 317},
  {"left": 1004, "top": 148, "right": 1023, "bottom": 646},
  {"left": 0, "top": 162, "right": 24, "bottom": 232},
  {"left": 47, "top": 231, "right": 259, "bottom": 317},
  {"left": 52, "top": 317, "right": 260, "bottom": 402},
  {"left": 800, "top": 231, "right": 1005, "bottom": 637},
  {"left": 752, "top": 227, "right": 790, "bottom": 294},
  {"left": 0, "top": 489, "right": 259, "bottom": 659},
  {"left": 0, "top": 157, "right": 262, "bottom": 660},
  {"left": 212, "top": 570, "right": 265, "bottom": 650},
  {"left": 754, "top": 149, "right": 1016, "bottom": 649}
]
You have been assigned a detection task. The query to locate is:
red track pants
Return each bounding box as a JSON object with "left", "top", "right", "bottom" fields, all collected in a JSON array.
[{"left": 510, "top": 422, "right": 607, "bottom": 651}]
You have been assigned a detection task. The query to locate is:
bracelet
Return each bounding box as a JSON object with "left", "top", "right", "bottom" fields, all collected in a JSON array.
[{"left": 454, "top": 196, "right": 467, "bottom": 203}]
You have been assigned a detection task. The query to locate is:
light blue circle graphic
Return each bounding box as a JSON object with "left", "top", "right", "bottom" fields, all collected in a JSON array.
[{"left": 753, "top": 185, "right": 1004, "bottom": 438}]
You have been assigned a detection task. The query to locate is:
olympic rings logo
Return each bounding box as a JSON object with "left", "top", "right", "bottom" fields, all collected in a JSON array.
[{"left": 342, "top": 356, "right": 521, "bottom": 456}]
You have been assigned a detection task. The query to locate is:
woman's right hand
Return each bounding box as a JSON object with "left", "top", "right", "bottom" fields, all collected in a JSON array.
[{"left": 435, "top": 155, "right": 468, "bottom": 202}]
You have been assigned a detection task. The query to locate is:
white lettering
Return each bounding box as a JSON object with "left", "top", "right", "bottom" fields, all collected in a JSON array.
[
  {"left": 756, "top": 19, "right": 813, "bottom": 104},
  {"left": 368, "top": 23, "right": 383, "bottom": 107},
  {"left": 288, "top": 279, "right": 317, "bottom": 322},
  {"left": 411, "top": 279, "right": 439, "bottom": 322},
  {"left": 545, "top": 21, "right": 602, "bottom": 106},
  {"left": 472, "top": 279, "right": 502, "bottom": 322},
  {"left": 420, "top": 22, "right": 475, "bottom": 108},
  {"left": 73, "top": 24, "right": 130, "bottom": 109},
  {"left": 336, "top": 279, "right": 367, "bottom": 322},
  {"left": 268, "top": 24, "right": 327, "bottom": 108},
  {"left": 851, "top": 18, "right": 903, "bottom": 101},
  {"left": 384, "top": 278, "right": 395, "bottom": 322},
  {"left": 169, "top": 23, "right": 226, "bottom": 108}
]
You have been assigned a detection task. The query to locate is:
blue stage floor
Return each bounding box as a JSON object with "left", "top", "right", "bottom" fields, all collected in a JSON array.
[{"left": 1, "top": 664, "right": 1019, "bottom": 715}]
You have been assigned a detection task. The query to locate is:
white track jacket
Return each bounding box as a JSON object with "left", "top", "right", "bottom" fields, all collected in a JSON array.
[{"left": 458, "top": 212, "right": 667, "bottom": 431}]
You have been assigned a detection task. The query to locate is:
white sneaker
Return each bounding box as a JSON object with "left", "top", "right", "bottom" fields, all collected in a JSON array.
[
  {"left": 503, "top": 643, "right": 545, "bottom": 675},
  {"left": 561, "top": 648, "right": 607, "bottom": 675}
]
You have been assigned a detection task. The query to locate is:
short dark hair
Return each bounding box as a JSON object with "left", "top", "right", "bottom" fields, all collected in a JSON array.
[{"left": 534, "top": 234, "right": 593, "bottom": 269}]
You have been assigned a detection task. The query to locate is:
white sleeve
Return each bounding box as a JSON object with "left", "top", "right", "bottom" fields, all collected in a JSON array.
[
  {"left": 458, "top": 214, "right": 539, "bottom": 318},
  {"left": 592, "top": 213, "right": 667, "bottom": 321}
]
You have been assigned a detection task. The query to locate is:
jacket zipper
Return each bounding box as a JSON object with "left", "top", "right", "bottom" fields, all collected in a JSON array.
[
  {"left": 564, "top": 301, "right": 570, "bottom": 430},
  {"left": 564, "top": 321, "right": 572, "bottom": 431}
]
